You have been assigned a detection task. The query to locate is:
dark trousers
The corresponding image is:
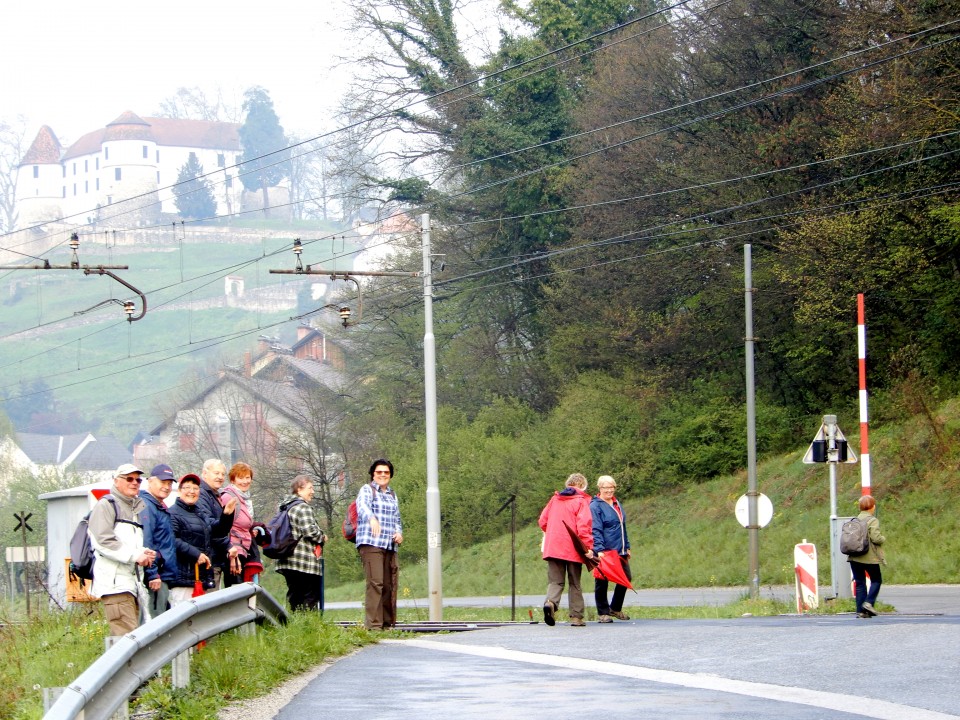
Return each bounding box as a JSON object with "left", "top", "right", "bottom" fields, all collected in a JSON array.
[
  {"left": 359, "top": 545, "right": 398, "bottom": 629},
  {"left": 279, "top": 568, "right": 322, "bottom": 612},
  {"left": 850, "top": 561, "right": 882, "bottom": 612},
  {"left": 595, "top": 555, "right": 632, "bottom": 615}
]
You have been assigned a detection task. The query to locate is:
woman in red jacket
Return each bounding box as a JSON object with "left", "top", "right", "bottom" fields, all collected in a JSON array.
[{"left": 539, "top": 473, "right": 594, "bottom": 627}]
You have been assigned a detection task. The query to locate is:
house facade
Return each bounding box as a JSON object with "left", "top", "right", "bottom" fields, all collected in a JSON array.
[
  {"left": 0, "top": 431, "right": 133, "bottom": 485},
  {"left": 134, "top": 323, "right": 349, "bottom": 473},
  {"left": 14, "top": 112, "right": 246, "bottom": 229}
]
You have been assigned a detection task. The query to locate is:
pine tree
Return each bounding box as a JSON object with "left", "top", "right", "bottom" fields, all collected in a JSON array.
[
  {"left": 238, "top": 86, "right": 290, "bottom": 217},
  {"left": 172, "top": 153, "right": 216, "bottom": 220}
]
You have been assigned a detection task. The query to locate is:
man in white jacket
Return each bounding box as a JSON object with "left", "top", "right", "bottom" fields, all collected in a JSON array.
[{"left": 88, "top": 463, "right": 157, "bottom": 636}]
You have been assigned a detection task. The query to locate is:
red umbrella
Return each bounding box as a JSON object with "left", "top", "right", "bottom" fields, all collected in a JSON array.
[
  {"left": 193, "top": 563, "right": 206, "bottom": 650},
  {"left": 193, "top": 563, "right": 205, "bottom": 597},
  {"left": 591, "top": 552, "right": 635, "bottom": 591},
  {"left": 562, "top": 522, "right": 600, "bottom": 572}
]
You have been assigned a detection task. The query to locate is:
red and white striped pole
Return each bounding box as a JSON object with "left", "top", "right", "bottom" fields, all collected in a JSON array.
[{"left": 857, "top": 293, "right": 871, "bottom": 496}]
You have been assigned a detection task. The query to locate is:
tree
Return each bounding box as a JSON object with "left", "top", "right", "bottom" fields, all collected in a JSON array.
[
  {"left": 172, "top": 153, "right": 217, "bottom": 220},
  {"left": 0, "top": 116, "right": 27, "bottom": 233},
  {"left": 287, "top": 134, "right": 333, "bottom": 221},
  {"left": 238, "top": 87, "right": 291, "bottom": 218},
  {"left": 155, "top": 86, "right": 241, "bottom": 122}
]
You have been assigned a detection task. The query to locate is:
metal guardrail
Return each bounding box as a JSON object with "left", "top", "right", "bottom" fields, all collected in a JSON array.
[{"left": 44, "top": 583, "right": 287, "bottom": 720}]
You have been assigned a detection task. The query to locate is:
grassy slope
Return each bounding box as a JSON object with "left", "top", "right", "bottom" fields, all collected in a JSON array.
[
  {"left": 325, "top": 397, "right": 960, "bottom": 601},
  {"left": 0, "top": 228, "right": 356, "bottom": 438}
]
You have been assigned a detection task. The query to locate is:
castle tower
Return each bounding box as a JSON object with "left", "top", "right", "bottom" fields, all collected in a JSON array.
[
  {"left": 93, "top": 111, "right": 161, "bottom": 226},
  {"left": 15, "top": 126, "right": 64, "bottom": 229}
]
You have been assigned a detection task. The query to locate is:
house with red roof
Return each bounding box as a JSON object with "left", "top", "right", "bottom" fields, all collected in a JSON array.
[{"left": 14, "top": 112, "right": 247, "bottom": 229}]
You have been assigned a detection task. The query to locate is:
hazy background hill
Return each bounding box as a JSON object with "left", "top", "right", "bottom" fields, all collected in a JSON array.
[{"left": 0, "top": 219, "right": 355, "bottom": 438}]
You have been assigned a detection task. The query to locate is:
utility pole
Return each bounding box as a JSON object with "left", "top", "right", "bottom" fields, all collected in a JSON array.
[
  {"left": 421, "top": 213, "right": 443, "bottom": 621},
  {"left": 270, "top": 225, "right": 444, "bottom": 619},
  {"left": 744, "top": 244, "right": 760, "bottom": 599}
]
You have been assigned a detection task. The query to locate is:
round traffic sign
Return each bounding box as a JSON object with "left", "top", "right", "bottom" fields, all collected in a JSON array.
[{"left": 735, "top": 493, "right": 773, "bottom": 528}]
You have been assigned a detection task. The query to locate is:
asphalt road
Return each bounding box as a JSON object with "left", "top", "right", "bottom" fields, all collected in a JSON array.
[{"left": 277, "top": 586, "right": 960, "bottom": 720}]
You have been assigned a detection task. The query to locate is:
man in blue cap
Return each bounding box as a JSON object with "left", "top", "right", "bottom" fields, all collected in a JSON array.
[{"left": 139, "top": 463, "right": 180, "bottom": 619}]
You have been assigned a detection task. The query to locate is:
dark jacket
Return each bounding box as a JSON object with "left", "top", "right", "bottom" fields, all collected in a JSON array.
[
  {"left": 138, "top": 490, "right": 179, "bottom": 584},
  {"left": 197, "top": 481, "right": 234, "bottom": 563},
  {"left": 591, "top": 495, "right": 630, "bottom": 556},
  {"left": 169, "top": 498, "right": 215, "bottom": 589}
]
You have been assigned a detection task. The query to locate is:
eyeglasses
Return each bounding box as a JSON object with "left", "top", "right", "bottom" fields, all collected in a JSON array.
[
  {"left": 122, "top": 475, "right": 143, "bottom": 483},
  {"left": 373, "top": 470, "right": 391, "bottom": 476},
  {"left": 598, "top": 486, "right": 616, "bottom": 491}
]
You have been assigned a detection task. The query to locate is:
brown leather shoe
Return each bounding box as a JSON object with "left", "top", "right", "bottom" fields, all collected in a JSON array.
[
  {"left": 570, "top": 617, "right": 586, "bottom": 626},
  {"left": 543, "top": 601, "right": 556, "bottom": 626},
  {"left": 611, "top": 611, "right": 631, "bottom": 621},
  {"left": 598, "top": 615, "right": 613, "bottom": 623}
]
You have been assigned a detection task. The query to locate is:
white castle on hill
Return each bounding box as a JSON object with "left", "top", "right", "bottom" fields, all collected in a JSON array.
[{"left": 14, "top": 111, "right": 255, "bottom": 229}]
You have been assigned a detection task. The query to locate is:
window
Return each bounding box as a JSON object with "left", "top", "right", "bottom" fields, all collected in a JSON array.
[
  {"left": 143, "top": 145, "right": 148, "bottom": 159},
  {"left": 179, "top": 432, "right": 196, "bottom": 452},
  {"left": 62, "top": 166, "right": 66, "bottom": 178},
  {"left": 96, "top": 158, "right": 99, "bottom": 170},
  {"left": 62, "top": 186, "right": 66, "bottom": 198},
  {"left": 226, "top": 176, "right": 233, "bottom": 188},
  {"left": 96, "top": 178, "right": 100, "bottom": 191},
  {"left": 156, "top": 171, "right": 160, "bottom": 183},
  {"left": 84, "top": 160, "right": 88, "bottom": 172},
  {"left": 156, "top": 150, "right": 160, "bottom": 162},
  {"left": 104, "top": 147, "right": 109, "bottom": 160},
  {"left": 115, "top": 168, "right": 122, "bottom": 181},
  {"left": 217, "top": 153, "right": 225, "bottom": 167},
  {"left": 85, "top": 181, "right": 89, "bottom": 193},
  {"left": 73, "top": 163, "right": 76, "bottom": 175},
  {"left": 73, "top": 183, "right": 76, "bottom": 196},
  {"left": 32, "top": 165, "right": 38, "bottom": 178}
]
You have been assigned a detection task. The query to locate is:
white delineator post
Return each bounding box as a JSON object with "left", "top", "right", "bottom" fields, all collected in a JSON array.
[{"left": 857, "top": 293, "right": 871, "bottom": 496}]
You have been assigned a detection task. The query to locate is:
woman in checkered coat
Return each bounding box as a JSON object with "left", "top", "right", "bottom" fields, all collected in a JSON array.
[{"left": 275, "top": 475, "right": 327, "bottom": 611}]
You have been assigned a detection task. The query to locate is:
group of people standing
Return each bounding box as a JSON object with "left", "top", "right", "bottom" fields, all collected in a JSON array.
[
  {"left": 87, "top": 459, "right": 267, "bottom": 636},
  {"left": 86, "top": 456, "right": 404, "bottom": 636},
  {"left": 539, "top": 473, "right": 632, "bottom": 626}
]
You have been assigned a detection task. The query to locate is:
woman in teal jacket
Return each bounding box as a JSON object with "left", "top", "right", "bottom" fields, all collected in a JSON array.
[
  {"left": 591, "top": 475, "right": 632, "bottom": 623},
  {"left": 846, "top": 494, "right": 886, "bottom": 618}
]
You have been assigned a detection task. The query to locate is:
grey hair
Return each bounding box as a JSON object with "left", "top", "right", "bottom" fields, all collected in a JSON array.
[
  {"left": 202, "top": 458, "right": 225, "bottom": 473},
  {"left": 597, "top": 475, "right": 616, "bottom": 488},
  {"left": 565, "top": 473, "right": 588, "bottom": 489}
]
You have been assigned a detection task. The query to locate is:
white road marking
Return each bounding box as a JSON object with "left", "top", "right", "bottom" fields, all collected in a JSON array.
[{"left": 387, "top": 639, "right": 959, "bottom": 720}]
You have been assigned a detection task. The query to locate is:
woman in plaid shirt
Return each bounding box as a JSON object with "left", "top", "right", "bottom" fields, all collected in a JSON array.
[
  {"left": 355, "top": 459, "right": 403, "bottom": 629},
  {"left": 276, "top": 475, "right": 327, "bottom": 611}
]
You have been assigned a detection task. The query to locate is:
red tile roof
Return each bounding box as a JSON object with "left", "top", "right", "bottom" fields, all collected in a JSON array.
[
  {"left": 59, "top": 115, "right": 241, "bottom": 160},
  {"left": 20, "top": 125, "right": 63, "bottom": 165}
]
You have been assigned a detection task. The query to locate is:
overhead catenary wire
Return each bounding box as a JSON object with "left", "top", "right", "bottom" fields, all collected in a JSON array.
[
  {"left": 3, "top": 173, "right": 956, "bottom": 403},
  {"left": 0, "top": 9, "right": 956, "bottom": 404},
  {"left": 2, "top": 10, "right": 949, "bottom": 280},
  {"left": 0, "top": 0, "right": 703, "bottom": 248}
]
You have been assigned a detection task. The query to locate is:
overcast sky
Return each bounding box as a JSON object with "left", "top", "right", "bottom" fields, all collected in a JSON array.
[{"left": 1, "top": 0, "right": 355, "bottom": 145}]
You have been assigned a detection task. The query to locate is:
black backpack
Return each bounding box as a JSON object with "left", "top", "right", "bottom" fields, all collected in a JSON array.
[
  {"left": 840, "top": 517, "right": 870, "bottom": 556},
  {"left": 263, "top": 499, "right": 303, "bottom": 560},
  {"left": 69, "top": 496, "right": 117, "bottom": 581}
]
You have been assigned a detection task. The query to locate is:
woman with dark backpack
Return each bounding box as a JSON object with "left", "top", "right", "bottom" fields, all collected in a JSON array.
[
  {"left": 847, "top": 494, "right": 886, "bottom": 618},
  {"left": 275, "top": 475, "right": 327, "bottom": 611}
]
